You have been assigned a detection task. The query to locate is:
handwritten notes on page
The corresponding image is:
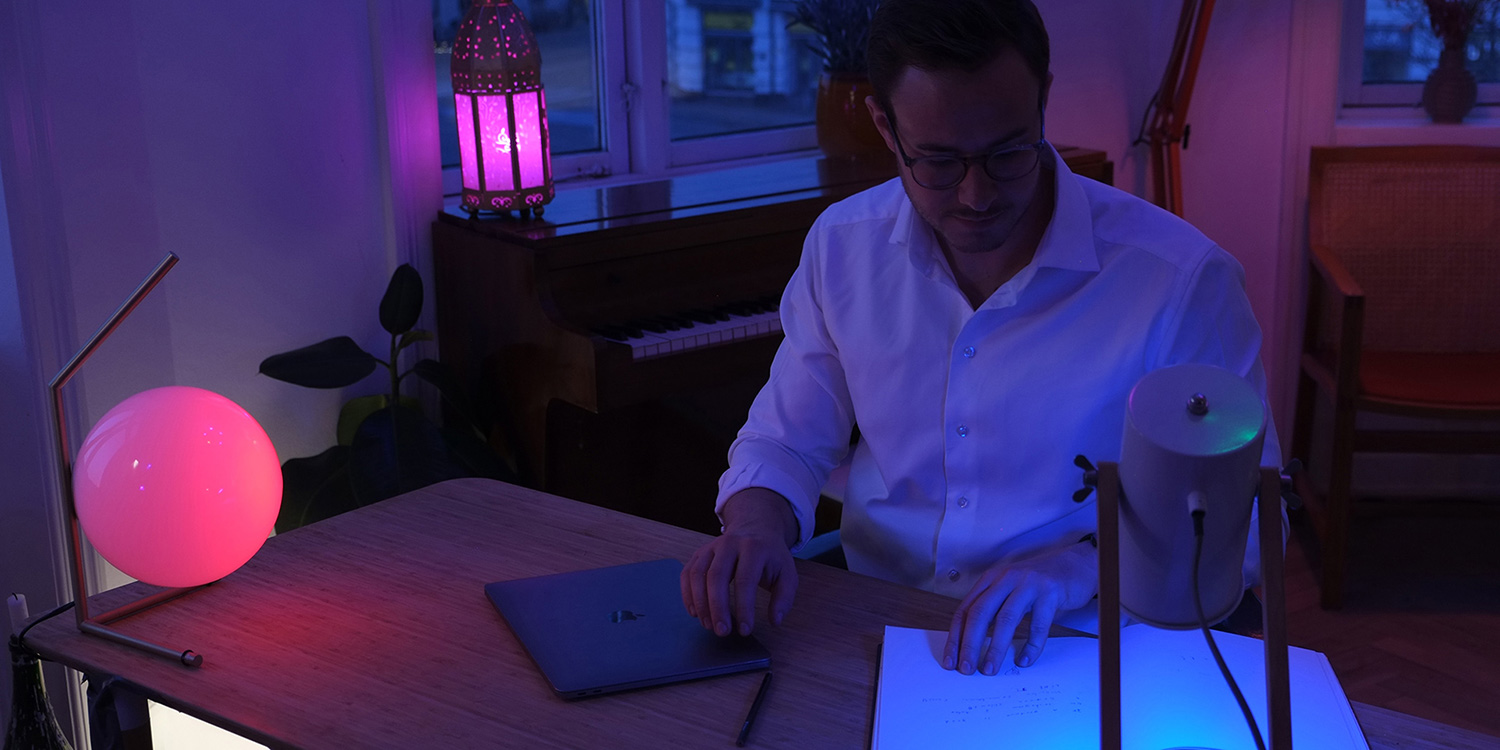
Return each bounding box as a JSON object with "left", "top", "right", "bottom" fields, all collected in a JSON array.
[
  {"left": 874, "top": 625, "right": 1369, "bottom": 750},
  {"left": 874, "top": 627, "right": 1100, "bottom": 749}
]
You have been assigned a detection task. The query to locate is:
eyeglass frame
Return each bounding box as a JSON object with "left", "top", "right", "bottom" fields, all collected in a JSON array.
[{"left": 883, "top": 107, "right": 1050, "bottom": 190}]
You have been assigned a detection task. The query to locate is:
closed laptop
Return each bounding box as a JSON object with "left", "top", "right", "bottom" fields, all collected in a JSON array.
[{"left": 485, "top": 558, "right": 771, "bottom": 700}]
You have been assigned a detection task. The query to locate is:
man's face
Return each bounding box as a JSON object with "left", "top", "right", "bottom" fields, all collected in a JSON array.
[{"left": 868, "top": 49, "right": 1051, "bottom": 257}]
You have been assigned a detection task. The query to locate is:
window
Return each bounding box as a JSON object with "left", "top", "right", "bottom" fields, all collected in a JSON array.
[
  {"left": 434, "top": 0, "right": 820, "bottom": 194},
  {"left": 1343, "top": 0, "right": 1500, "bottom": 108}
]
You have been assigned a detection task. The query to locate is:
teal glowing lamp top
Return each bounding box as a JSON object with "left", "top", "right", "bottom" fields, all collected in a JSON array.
[
  {"left": 1126, "top": 363, "right": 1266, "bottom": 458},
  {"left": 72, "top": 386, "right": 282, "bottom": 588}
]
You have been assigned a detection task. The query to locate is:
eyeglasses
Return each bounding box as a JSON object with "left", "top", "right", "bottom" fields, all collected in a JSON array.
[{"left": 885, "top": 109, "right": 1048, "bottom": 190}]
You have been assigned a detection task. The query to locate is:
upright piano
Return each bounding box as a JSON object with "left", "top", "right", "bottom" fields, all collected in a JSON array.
[{"left": 432, "top": 148, "right": 1112, "bottom": 533}]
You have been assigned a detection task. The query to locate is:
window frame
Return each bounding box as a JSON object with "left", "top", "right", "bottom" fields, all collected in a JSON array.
[
  {"left": 1341, "top": 0, "right": 1500, "bottom": 110},
  {"left": 440, "top": 0, "right": 819, "bottom": 195}
]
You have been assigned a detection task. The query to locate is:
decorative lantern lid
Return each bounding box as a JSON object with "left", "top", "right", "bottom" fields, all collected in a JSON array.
[{"left": 451, "top": 0, "right": 543, "bottom": 95}]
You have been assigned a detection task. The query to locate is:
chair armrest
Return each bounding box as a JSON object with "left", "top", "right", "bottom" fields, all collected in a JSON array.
[
  {"left": 1308, "top": 243, "right": 1363, "bottom": 302},
  {"left": 1303, "top": 244, "right": 1366, "bottom": 402}
]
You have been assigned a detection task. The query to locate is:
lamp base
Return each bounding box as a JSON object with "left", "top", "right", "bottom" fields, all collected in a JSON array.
[
  {"left": 460, "top": 204, "right": 545, "bottom": 221},
  {"left": 79, "top": 586, "right": 205, "bottom": 668},
  {"left": 1097, "top": 464, "right": 1292, "bottom": 750}
]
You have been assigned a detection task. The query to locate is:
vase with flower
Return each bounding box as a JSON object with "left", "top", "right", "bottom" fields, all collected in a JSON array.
[
  {"left": 791, "top": 0, "right": 887, "bottom": 159},
  {"left": 1403, "top": 0, "right": 1496, "bottom": 122}
]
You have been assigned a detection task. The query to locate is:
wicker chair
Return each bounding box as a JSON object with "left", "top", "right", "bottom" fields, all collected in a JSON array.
[{"left": 1292, "top": 145, "right": 1500, "bottom": 609}]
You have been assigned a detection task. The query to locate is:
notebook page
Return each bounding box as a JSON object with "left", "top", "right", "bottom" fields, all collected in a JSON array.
[
  {"left": 875, "top": 625, "right": 1369, "bottom": 750},
  {"left": 1120, "top": 626, "right": 1369, "bottom": 750},
  {"left": 874, "top": 626, "right": 1099, "bottom": 749}
]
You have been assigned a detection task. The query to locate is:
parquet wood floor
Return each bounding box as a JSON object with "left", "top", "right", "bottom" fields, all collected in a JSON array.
[{"left": 1284, "top": 510, "right": 1500, "bottom": 740}]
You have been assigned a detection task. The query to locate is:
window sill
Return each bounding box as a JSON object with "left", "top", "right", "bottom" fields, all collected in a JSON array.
[{"left": 1335, "top": 105, "right": 1500, "bottom": 146}]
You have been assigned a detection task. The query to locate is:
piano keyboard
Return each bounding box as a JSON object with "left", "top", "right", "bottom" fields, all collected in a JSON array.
[{"left": 592, "top": 297, "right": 783, "bottom": 360}]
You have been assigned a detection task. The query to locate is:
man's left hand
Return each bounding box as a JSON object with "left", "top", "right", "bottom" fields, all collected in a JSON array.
[{"left": 944, "top": 541, "right": 1097, "bottom": 675}]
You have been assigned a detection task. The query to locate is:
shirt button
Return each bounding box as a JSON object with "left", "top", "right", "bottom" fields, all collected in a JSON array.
[
  {"left": 948, "top": 569, "right": 961, "bottom": 582},
  {"left": 963, "top": 346, "right": 976, "bottom": 358},
  {"left": 957, "top": 496, "right": 969, "bottom": 508},
  {"left": 956, "top": 425, "right": 968, "bottom": 437}
]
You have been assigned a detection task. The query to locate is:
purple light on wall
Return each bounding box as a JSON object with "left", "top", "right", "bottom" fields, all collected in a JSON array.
[{"left": 449, "top": 0, "right": 554, "bottom": 217}]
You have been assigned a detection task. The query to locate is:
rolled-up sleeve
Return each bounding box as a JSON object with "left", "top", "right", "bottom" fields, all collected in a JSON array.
[{"left": 716, "top": 220, "right": 858, "bottom": 551}]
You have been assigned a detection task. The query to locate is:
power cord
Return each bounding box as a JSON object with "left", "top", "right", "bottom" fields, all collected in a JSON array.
[
  {"left": 16, "top": 600, "right": 77, "bottom": 649},
  {"left": 1191, "top": 509, "right": 1266, "bottom": 750}
]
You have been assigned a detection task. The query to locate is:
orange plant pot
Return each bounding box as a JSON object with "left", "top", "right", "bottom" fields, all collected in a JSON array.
[{"left": 815, "top": 72, "right": 888, "bottom": 159}]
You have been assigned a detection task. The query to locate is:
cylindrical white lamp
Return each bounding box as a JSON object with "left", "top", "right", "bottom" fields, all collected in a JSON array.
[{"left": 1118, "top": 363, "right": 1266, "bottom": 628}]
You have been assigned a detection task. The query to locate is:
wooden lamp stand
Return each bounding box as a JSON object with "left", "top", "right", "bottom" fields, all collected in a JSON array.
[{"left": 1095, "top": 462, "right": 1292, "bottom": 749}]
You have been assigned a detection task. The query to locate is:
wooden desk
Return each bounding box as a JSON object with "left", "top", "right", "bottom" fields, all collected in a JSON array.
[{"left": 22, "top": 480, "right": 1500, "bottom": 749}]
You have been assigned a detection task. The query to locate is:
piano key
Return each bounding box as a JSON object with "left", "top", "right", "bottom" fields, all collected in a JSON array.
[{"left": 617, "top": 304, "right": 783, "bottom": 360}]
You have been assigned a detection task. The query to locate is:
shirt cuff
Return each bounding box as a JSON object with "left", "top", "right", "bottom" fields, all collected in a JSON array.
[{"left": 716, "top": 462, "right": 819, "bottom": 553}]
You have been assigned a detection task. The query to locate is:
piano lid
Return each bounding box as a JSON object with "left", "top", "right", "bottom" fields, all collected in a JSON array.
[
  {"left": 437, "top": 144, "right": 1108, "bottom": 248},
  {"left": 440, "top": 152, "right": 899, "bottom": 244}
]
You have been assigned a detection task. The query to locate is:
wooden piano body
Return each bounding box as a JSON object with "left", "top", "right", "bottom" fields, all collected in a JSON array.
[{"left": 432, "top": 149, "right": 1112, "bottom": 532}]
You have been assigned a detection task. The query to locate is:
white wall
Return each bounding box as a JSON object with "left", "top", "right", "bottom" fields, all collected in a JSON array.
[
  {"left": 1041, "top": 0, "right": 1177, "bottom": 198},
  {"left": 0, "top": 0, "right": 439, "bottom": 740},
  {"left": 1176, "top": 0, "right": 1302, "bottom": 429},
  {"left": 1043, "top": 0, "right": 1305, "bottom": 435}
]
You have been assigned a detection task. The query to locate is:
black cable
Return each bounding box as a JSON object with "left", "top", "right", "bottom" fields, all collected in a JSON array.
[
  {"left": 1133, "top": 90, "right": 1160, "bottom": 147},
  {"left": 1192, "top": 512, "right": 1266, "bottom": 750},
  {"left": 16, "top": 600, "right": 77, "bottom": 648}
]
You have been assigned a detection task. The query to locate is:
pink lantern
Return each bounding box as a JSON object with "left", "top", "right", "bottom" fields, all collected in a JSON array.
[
  {"left": 451, "top": 0, "right": 554, "bottom": 218},
  {"left": 73, "top": 386, "right": 282, "bottom": 588}
]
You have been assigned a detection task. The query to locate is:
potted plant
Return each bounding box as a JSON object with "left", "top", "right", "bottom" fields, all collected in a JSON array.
[
  {"left": 790, "top": 0, "right": 887, "bottom": 158},
  {"left": 1393, "top": 0, "right": 1498, "bottom": 121},
  {"left": 259, "top": 263, "right": 514, "bottom": 532}
]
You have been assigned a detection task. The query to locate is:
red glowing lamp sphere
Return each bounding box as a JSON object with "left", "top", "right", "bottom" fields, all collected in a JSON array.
[{"left": 72, "top": 386, "right": 282, "bottom": 588}]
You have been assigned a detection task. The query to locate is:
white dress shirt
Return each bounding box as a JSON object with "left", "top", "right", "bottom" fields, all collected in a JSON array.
[{"left": 717, "top": 148, "right": 1280, "bottom": 600}]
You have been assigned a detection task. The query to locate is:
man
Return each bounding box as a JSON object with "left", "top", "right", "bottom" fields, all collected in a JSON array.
[{"left": 680, "top": 0, "right": 1279, "bottom": 677}]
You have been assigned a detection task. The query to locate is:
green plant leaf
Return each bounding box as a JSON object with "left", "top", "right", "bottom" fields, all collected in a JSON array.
[
  {"left": 349, "top": 404, "right": 464, "bottom": 504},
  {"left": 411, "top": 358, "right": 476, "bottom": 425},
  {"left": 337, "top": 394, "right": 423, "bottom": 446},
  {"left": 398, "top": 329, "right": 436, "bottom": 351},
  {"left": 259, "top": 337, "right": 378, "bottom": 389},
  {"left": 337, "top": 394, "right": 387, "bottom": 446},
  {"left": 441, "top": 422, "right": 518, "bottom": 483},
  {"left": 275, "top": 446, "right": 359, "bottom": 533},
  {"left": 379, "top": 263, "right": 423, "bottom": 335}
]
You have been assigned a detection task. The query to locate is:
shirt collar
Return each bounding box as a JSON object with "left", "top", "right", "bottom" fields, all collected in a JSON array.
[
  {"left": 888, "top": 144, "right": 1102, "bottom": 279},
  {"left": 1033, "top": 144, "right": 1100, "bottom": 274}
]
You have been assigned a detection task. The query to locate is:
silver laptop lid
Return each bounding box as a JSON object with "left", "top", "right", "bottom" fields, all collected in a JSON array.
[{"left": 485, "top": 558, "right": 771, "bottom": 699}]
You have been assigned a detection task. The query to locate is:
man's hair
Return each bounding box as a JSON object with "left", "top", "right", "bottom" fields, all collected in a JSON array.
[{"left": 866, "top": 0, "right": 1050, "bottom": 114}]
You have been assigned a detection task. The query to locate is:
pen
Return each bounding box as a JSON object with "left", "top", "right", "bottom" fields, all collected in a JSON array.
[{"left": 735, "top": 672, "right": 772, "bottom": 747}]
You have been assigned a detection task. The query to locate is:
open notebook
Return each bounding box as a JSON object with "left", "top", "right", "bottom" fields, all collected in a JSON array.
[{"left": 874, "top": 625, "right": 1368, "bottom": 750}]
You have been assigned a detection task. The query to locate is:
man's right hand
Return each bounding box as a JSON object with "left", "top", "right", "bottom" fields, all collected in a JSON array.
[{"left": 680, "top": 488, "right": 800, "bottom": 637}]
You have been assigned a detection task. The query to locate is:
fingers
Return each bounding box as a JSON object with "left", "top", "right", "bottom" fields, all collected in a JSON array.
[
  {"left": 683, "top": 547, "right": 715, "bottom": 631},
  {"left": 946, "top": 577, "right": 1012, "bottom": 676},
  {"left": 767, "top": 562, "right": 798, "bottom": 626},
  {"left": 704, "top": 545, "right": 737, "bottom": 636},
  {"left": 682, "top": 535, "right": 799, "bottom": 637},
  {"left": 944, "top": 571, "right": 1063, "bottom": 675},
  {"left": 680, "top": 557, "right": 695, "bottom": 617},
  {"left": 977, "top": 590, "right": 1027, "bottom": 675},
  {"left": 732, "top": 557, "right": 759, "bottom": 636},
  {"left": 1015, "top": 593, "right": 1059, "bottom": 668},
  {"left": 943, "top": 585, "right": 988, "bottom": 670}
]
